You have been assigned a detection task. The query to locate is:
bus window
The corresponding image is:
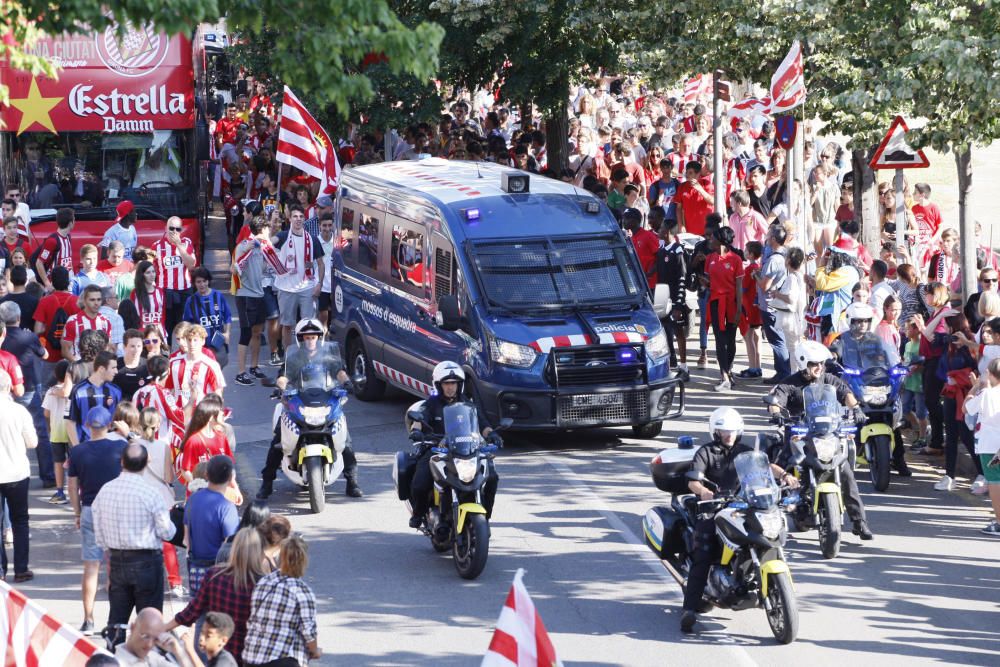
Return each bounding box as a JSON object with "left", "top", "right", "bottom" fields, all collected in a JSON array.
[{"left": 358, "top": 212, "right": 380, "bottom": 272}]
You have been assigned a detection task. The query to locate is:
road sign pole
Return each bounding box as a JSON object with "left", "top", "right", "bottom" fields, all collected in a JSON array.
[
  {"left": 712, "top": 70, "right": 726, "bottom": 216},
  {"left": 893, "top": 168, "right": 908, "bottom": 261}
]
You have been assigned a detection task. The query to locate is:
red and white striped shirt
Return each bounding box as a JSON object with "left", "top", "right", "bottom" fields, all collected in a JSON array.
[
  {"left": 166, "top": 354, "right": 225, "bottom": 404},
  {"left": 62, "top": 313, "right": 112, "bottom": 357},
  {"left": 37, "top": 232, "right": 73, "bottom": 276},
  {"left": 152, "top": 235, "right": 194, "bottom": 291},
  {"left": 132, "top": 287, "right": 166, "bottom": 337},
  {"left": 134, "top": 382, "right": 187, "bottom": 455}
]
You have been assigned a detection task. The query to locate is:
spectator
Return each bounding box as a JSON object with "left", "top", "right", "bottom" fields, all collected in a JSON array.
[
  {"left": 622, "top": 209, "right": 657, "bottom": 290},
  {"left": 152, "top": 217, "right": 197, "bottom": 337},
  {"left": 703, "top": 226, "right": 743, "bottom": 392},
  {"left": 963, "top": 357, "right": 1000, "bottom": 534},
  {"left": 0, "top": 370, "right": 38, "bottom": 583},
  {"left": 183, "top": 267, "right": 232, "bottom": 368},
  {"left": 928, "top": 228, "right": 961, "bottom": 293},
  {"left": 142, "top": 323, "right": 166, "bottom": 359},
  {"left": 2, "top": 265, "right": 39, "bottom": 330},
  {"left": 869, "top": 260, "right": 896, "bottom": 313},
  {"left": 184, "top": 454, "right": 240, "bottom": 597},
  {"left": 121, "top": 260, "right": 167, "bottom": 340},
  {"left": 77, "top": 328, "right": 111, "bottom": 368},
  {"left": 675, "top": 160, "right": 713, "bottom": 236},
  {"left": 736, "top": 241, "right": 764, "bottom": 379},
  {"left": 877, "top": 296, "right": 902, "bottom": 351},
  {"left": 243, "top": 535, "right": 322, "bottom": 666},
  {"left": 808, "top": 248, "right": 861, "bottom": 342},
  {"left": 42, "top": 360, "right": 75, "bottom": 503},
  {"left": 66, "top": 351, "right": 122, "bottom": 446},
  {"left": 901, "top": 320, "right": 929, "bottom": 449},
  {"left": 115, "top": 607, "right": 198, "bottom": 667},
  {"left": 99, "top": 286, "right": 126, "bottom": 355},
  {"left": 728, "top": 190, "right": 767, "bottom": 253},
  {"left": 257, "top": 514, "right": 291, "bottom": 573},
  {"left": 965, "top": 267, "right": 999, "bottom": 332},
  {"left": 114, "top": 329, "right": 148, "bottom": 401},
  {"left": 272, "top": 205, "right": 325, "bottom": 355},
  {"left": 34, "top": 208, "right": 74, "bottom": 291},
  {"left": 134, "top": 354, "right": 187, "bottom": 456},
  {"left": 911, "top": 283, "right": 954, "bottom": 458},
  {"left": 167, "top": 527, "right": 268, "bottom": 663},
  {"left": 178, "top": 394, "right": 235, "bottom": 485},
  {"left": 934, "top": 314, "right": 983, "bottom": 492},
  {"left": 97, "top": 241, "right": 134, "bottom": 302},
  {"left": 199, "top": 612, "right": 239, "bottom": 667},
  {"left": 316, "top": 215, "right": 336, "bottom": 330},
  {"left": 216, "top": 500, "right": 271, "bottom": 565},
  {"left": 99, "top": 201, "right": 138, "bottom": 262},
  {"left": 167, "top": 324, "right": 226, "bottom": 408},
  {"left": 71, "top": 244, "right": 110, "bottom": 296},
  {"left": 61, "top": 284, "right": 112, "bottom": 362},
  {"left": 66, "top": 406, "right": 127, "bottom": 633},
  {"left": 755, "top": 224, "right": 792, "bottom": 382},
  {"left": 93, "top": 443, "right": 176, "bottom": 628}
]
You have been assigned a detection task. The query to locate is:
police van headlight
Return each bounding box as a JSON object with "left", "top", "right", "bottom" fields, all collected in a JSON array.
[
  {"left": 454, "top": 457, "right": 478, "bottom": 483},
  {"left": 645, "top": 329, "right": 669, "bottom": 362},
  {"left": 490, "top": 337, "right": 537, "bottom": 368}
]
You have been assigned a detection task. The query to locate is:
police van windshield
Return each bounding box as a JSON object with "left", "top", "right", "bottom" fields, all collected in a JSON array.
[
  {"left": 470, "top": 235, "right": 643, "bottom": 312},
  {"left": 0, "top": 130, "right": 195, "bottom": 219}
]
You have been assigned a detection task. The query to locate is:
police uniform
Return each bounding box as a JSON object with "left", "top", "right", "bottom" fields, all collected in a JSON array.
[{"left": 683, "top": 440, "right": 754, "bottom": 613}]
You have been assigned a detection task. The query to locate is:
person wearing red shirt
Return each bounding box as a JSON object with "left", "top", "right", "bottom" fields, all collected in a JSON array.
[
  {"left": 61, "top": 284, "right": 112, "bottom": 362},
  {"left": 166, "top": 325, "right": 225, "bottom": 408},
  {"left": 676, "top": 160, "right": 715, "bottom": 236},
  {"left": 214, "top": 104, "right": 242, "bottom": 151},
  {"left": 702, "top": 226, "right": 744, "bottom": 392},
  {"left": 912, "top": 182, "right": 943, "bottom": 250},
  {"left": 0, "top": 217, "right": 32, "bottom": 258},
  {"left": 0, "top": 319, "right": 25, "bottom": 397},
  {"left": 623, "top": 209, "right": 659, "bottom": 289},
  {"left": 35, "top": 208, "right": 75, "bottom": 291},
  {"left": 177, "top": 395, "right": 235, "bottom": 494},
  {"left": 33, "top": 266, "right": 81, "bottom": 362},
  {"left": 151, "top": 217, "right": 197, "bottom": 338},
  {"left": 97, "top": 242, "right": 134, "bottom": 292}
]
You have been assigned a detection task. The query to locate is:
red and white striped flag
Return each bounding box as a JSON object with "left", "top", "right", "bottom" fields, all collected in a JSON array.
[
  {"left": 275, "top": 86, "right": 341, "bottom": 194},
  {"left": 683, "top": 74, "right": 711, "bottom": 103},
  {"left": 0, "top": 580, "right": 107, "bottom": 666},
  {"left": 769, "top": 40, "right": 806, "bottom": 113},
  {"left": 728, "top": 95, "right": 772, "bottom": 119},
  {"left": 482, "top": 570, "right": 562, "bottom": 667}
]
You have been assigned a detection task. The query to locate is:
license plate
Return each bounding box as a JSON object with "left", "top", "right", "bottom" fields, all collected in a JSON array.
[{"left": 572, "top": 393, "right": 623, "bottom": 407}]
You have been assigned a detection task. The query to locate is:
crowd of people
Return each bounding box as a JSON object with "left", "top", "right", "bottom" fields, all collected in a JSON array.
[{"left": 0, "top": 71, "right": 997, "bottom": 663}]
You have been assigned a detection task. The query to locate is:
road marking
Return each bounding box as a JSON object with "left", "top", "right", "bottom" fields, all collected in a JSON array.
[{"left": 543, "top": 454, "right": 759, "bottom": 665}]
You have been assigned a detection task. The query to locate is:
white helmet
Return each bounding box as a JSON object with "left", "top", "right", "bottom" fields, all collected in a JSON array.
[
  {"left": 432, "top": 360, "right": 465, "bottom": 396},
  {"left": 845, "top": 302, "right": 876, "bottom": 322},
  {"left": 293, "top": 318, "right": 325, "bottom": 342},
  {"left": 708, "top": 407, "right": 744, "bottom": 444},
  {"left": 797, "top": 339, "right": 832, "bottom": 366}
]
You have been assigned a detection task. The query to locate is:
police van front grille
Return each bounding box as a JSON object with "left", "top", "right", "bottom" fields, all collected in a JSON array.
[
  {"left": 557, "top": 389, "right": 649, "bottom": 427},
  {"left": 548, "top": 345, "right": 645, "bottom": 386}
]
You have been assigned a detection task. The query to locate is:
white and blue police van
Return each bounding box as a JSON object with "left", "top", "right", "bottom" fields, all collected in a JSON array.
[{"left": 329, "top": 159, "right": 685, "bottom": 437}]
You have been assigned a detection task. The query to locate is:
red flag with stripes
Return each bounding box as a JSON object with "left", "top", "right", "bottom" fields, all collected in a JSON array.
[
  {"left": 683, "top": 74, "right": 711, "bottom": 103},
  {"left": 0, "top": 580, "right": 106, "bottom": 665},
  {"left": 728, "top": 95, "right": 772, "bottom": 119},
  {"left": 769, "top": 40, "right": 806, "bottom": 113},
  {"left": 275, "top": 86, "right": 340, "bottom": 194},
  {"left": 482, "top": 570, "right": 562, "bottom": 667}
]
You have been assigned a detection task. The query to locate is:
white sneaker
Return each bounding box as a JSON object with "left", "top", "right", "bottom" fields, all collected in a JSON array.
[
  {"left": 714, "top": 379, "right": 732, "bottom": 393},
  {"left": 170, "top": 585, "right": 188, "bottom": 599},
  {"left": 676, "top": 363, "right": 689, "bottom": 374},
  {"left": 971, "top": 475, "right": 989, "bottom": 495},
  {"left": 934, "top": 475, "right": 955, "bottom": 491}
]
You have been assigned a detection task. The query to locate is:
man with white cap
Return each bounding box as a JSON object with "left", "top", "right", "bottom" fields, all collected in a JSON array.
[{"left": 99, "top": 200, "right": 138, "bottom": 261}]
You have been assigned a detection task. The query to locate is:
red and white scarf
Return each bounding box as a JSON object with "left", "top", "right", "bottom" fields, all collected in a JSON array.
[
  {"left": 235, "top": 237, "right": 289, "bottom": 276},
  {"left": 280, "top": 231, "right": 315, "bottom": 281}
]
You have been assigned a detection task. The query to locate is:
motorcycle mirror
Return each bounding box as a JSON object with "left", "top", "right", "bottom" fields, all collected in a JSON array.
[
  {"left": 762, "top": 394, "right": 779, "bottom": 406},
  {"left": 406, "top": 409, "right": 425, "bottom": 423},
  {"left": 498, "top": 418, "right": 514, "bottom": 430}
]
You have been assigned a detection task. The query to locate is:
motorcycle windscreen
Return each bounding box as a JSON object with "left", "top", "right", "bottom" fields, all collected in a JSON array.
[
  {"left": 803, "top": 383, "right": 842, "bottom": 437},
  {"left": 443, "top": 403, "right": 481, "bottom": 457},
  {"left": 734, "top": 450, "right": 779, "bottom": 510},
  {"left": 843, "top": 338, "right": 894, "bottom": 381},
  {"left": 285, "top": 342, "right": 346, "bottom": 391}
]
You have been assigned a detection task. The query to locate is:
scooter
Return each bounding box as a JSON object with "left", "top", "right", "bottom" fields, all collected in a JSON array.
[
  {"left": 764, "top": 385, "right": 858, "bottom": 559},
  {"left": 271, "top": 382, "right": 350, "bottom": 513},
  {"left": 642, "top": 439, "right": 799, "bottom": 644},
  {"left": 393, "top": 402, "right": 509, "bottom": 580}
]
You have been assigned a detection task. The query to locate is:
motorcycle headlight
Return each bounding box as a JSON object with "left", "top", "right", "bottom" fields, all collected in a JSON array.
[
  {"left": 813, "top": 435, "right": 839, "bottom": 463},
  {"left": 300, "top": 405, "right": 331, "bottom": 426},
  {"left": 489, "top": 337, "right": 537, "bottom": 368},
  {"left": 645, "top": 328, "right": 669, "bottom": 362},
  {"left": 454, "top": 457, "right": 478, "bottom": 483},
  {"left": 862, "top": 385, "right": 889, "bottom": 406},
  {"left": 758, "top": 511, "right": 785, "bottom": 540}
]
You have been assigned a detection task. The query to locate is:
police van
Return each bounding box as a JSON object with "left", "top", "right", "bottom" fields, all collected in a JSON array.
[{"left": 329, "top": 159, "right": 685, "bottom": 437}]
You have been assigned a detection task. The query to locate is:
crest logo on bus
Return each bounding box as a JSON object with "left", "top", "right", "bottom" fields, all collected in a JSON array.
[{"left": 95, "top": 19, "right": 170, "bottom": 77}]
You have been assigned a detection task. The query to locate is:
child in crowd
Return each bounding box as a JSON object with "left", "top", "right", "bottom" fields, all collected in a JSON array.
[
  {"left": 770, "top": 247, "right": 807, "bottom": 371},
  {"left": 963, "top": 357, "right": 1000, "bottom": 529},
  {"left": 41, "top": 360, "right": 73, "bottom": 504},
  {"left": 199, "top": 611, "right": 239, "bottom": 667},
  {"left": 71, "top": 244, "right": 110, "bottom": 295},
  {"left": 876, "top": 296, "right": 902, "bottom": 351},
  {"left": 900, "top": 321, "right": 929, "bottom": 448},
  {"left": 736, "top": 241, "right": 763, "bottom": 378}
]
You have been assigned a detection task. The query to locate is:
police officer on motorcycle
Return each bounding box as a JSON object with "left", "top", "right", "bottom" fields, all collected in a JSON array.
[
  {"left": 681, "top": 407, "right": 798, "bottom": 633},
  {"left": 256, "top": 319, "right": 364, "bottom": 499},
  {"left": 767, "top": 339, "right": 874, "bottom": 541},
  {"left": 830, "top": 302, "right": 910, "bottom": 476},
  {"left": 407, "top": 361, "right": 501, "bottom": 529}
]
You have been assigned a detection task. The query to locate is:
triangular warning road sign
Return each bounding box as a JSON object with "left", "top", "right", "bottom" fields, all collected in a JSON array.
[{"left": 869, "top": 116, "right": 930, "bottom": 170}]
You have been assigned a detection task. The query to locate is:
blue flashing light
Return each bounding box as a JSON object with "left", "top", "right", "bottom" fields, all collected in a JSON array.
[
  {"left": 617, "top": 347, "right": 636, "bottom": 363},
  {"left": 678, "top": 435, "right": 695, "bottom": 449},
  {"left": 464, "top": 208, "right": 481, "bottom": 222},
  {"left": 842, "top": 367, "right": 862, "bottom": 376}
]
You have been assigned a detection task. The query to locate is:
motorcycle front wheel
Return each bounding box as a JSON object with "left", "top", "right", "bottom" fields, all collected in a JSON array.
[
  {"left": 868, "top": 434, "right": 892, "bottom": 492},
  {"left": 765, "top": 571, "right": 799, "bottom": 644},
  {"left": 305, "top": 457, "right": 326, "bottom": 513},
  {"left": 453, "top": 514, "right": 490, "bottom": 579},
  {"left": 818, "top": 493, "right": 842, "bottom": 559}
]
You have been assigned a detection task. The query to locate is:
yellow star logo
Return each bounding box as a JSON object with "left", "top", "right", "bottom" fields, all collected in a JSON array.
[{"left": 8, "top": 77, "right": 63, "bottom": 135}]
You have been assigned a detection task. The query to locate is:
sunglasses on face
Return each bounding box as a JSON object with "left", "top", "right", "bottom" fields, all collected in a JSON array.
[
  {"left": 984, "top": 278, "right": 999, "bottom": 284},
  {"left": 168, "top": 226, "right": 183, "bottom": 232},
  {"left": 143, "top": 339, "right": 161, "bottom": 345}
]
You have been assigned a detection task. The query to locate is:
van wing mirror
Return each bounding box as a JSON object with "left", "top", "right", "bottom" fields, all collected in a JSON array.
[
  {"left": 436, "top": 294, "right": 463, "bottom": 332},
  {"left": 652, "top": 284, "right": 671, "bottom": 318}
]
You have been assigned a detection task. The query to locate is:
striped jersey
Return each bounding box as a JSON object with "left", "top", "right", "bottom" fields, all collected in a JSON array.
[
  {"left": 152, "top": 236, "right": 194, "bottom": 291},
  {"left": 37, "top": 232, "right": 73, "bottom": 276},
  {"left": 66, "top": 379, "right": 122, "bottom": 442},
  {"left": 134, "top": 382, "right": 186, "bottom": 456},
  {"left": 131, "top": 287, "right": 166, "bottom": 337},
  {"left": 166, "top": 354, "right": 225, "bottom": 405},
  {"left": 62, "top": 313, "right": 113, "bottom": 358}
]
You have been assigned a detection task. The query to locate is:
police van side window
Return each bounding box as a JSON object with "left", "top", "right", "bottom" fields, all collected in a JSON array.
[
  {"left": 358, "top": 212, "right": 380, "bottom": 271},
  {"left": 339, "top": 206, "right": 356, "bottom": 264},
  {"left": 390, "top": 223, "right": 426, "bottom": 295}
]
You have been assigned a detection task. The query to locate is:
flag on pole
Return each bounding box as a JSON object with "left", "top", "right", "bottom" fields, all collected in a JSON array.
[
  {"left": 683, "top": 74, "right": 711, "bottom": 103},
  {"left": 0, "top": 580, "right": 107, "bottom": 666},
  {"left": 769, "top": 41, "right": 806, "bottom": 113},
  {"left": 275, "top": 86, "right": 341, "bottom": 194},
  {"left": 728, "top": 95, "right": 772, "bottom": 119},
  {"left": 482, "top": 569, "right": 562, "bottom": 667}
]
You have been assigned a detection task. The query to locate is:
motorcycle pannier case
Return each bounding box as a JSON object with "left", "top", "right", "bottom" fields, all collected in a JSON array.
[
  {"left": 643, "top": 506, "right": 685, "bottom": 558},
  {"left": 393, "top": 450, "right": 418, "bottom": 501},
  {"left": 650, "top": 447, "right": 697, "bottom": 495}
]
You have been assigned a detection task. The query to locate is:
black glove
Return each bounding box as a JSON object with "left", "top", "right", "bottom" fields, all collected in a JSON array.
[
  {"left": 408, "top": 430, "right": 426, "bottom": 442},
  {"left": 343, "top": 380, "right": 355, "bottom": 395},
  {"left": 269, "top": 388, "right": 282, "bottom": 401},
  {"left": 852, "top": 407, "right": 867, "bottom": 425},
  {"left": 769, "top": 413, "right": 782, "bottom": 425},
  {"left": 487, "top": 432, "right": 504, "bottom": 448}
]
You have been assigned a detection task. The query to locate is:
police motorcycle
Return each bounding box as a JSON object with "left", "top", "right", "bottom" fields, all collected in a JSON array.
[
  {"left": 830, "top": 303, "right": 909, "bottom": 492},
  {"left": 270, "top": 321, "right": 353, "bottom": 513},
  {"left": 642, "top": 426, "right": 799, "bottom": 643},
  {"left": 394, "top": 400, "right": 509, "bottom": 580},
  {"left": 764, "top": 384, "right": 859, "bottom": 559}
]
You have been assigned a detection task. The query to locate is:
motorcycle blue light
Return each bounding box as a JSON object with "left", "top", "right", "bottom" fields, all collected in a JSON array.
[
  {"left": 843, "top": 368, "right": 862, "bottom": 376},
  {"left": 678, "top": 435, "right": 695, "bottom": 449},
  {"left": 617, "top": 347, "right": 636, "bottom": 362},
  {"left": 891, "top": 367, "right": 909, "bottom": 376}
]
